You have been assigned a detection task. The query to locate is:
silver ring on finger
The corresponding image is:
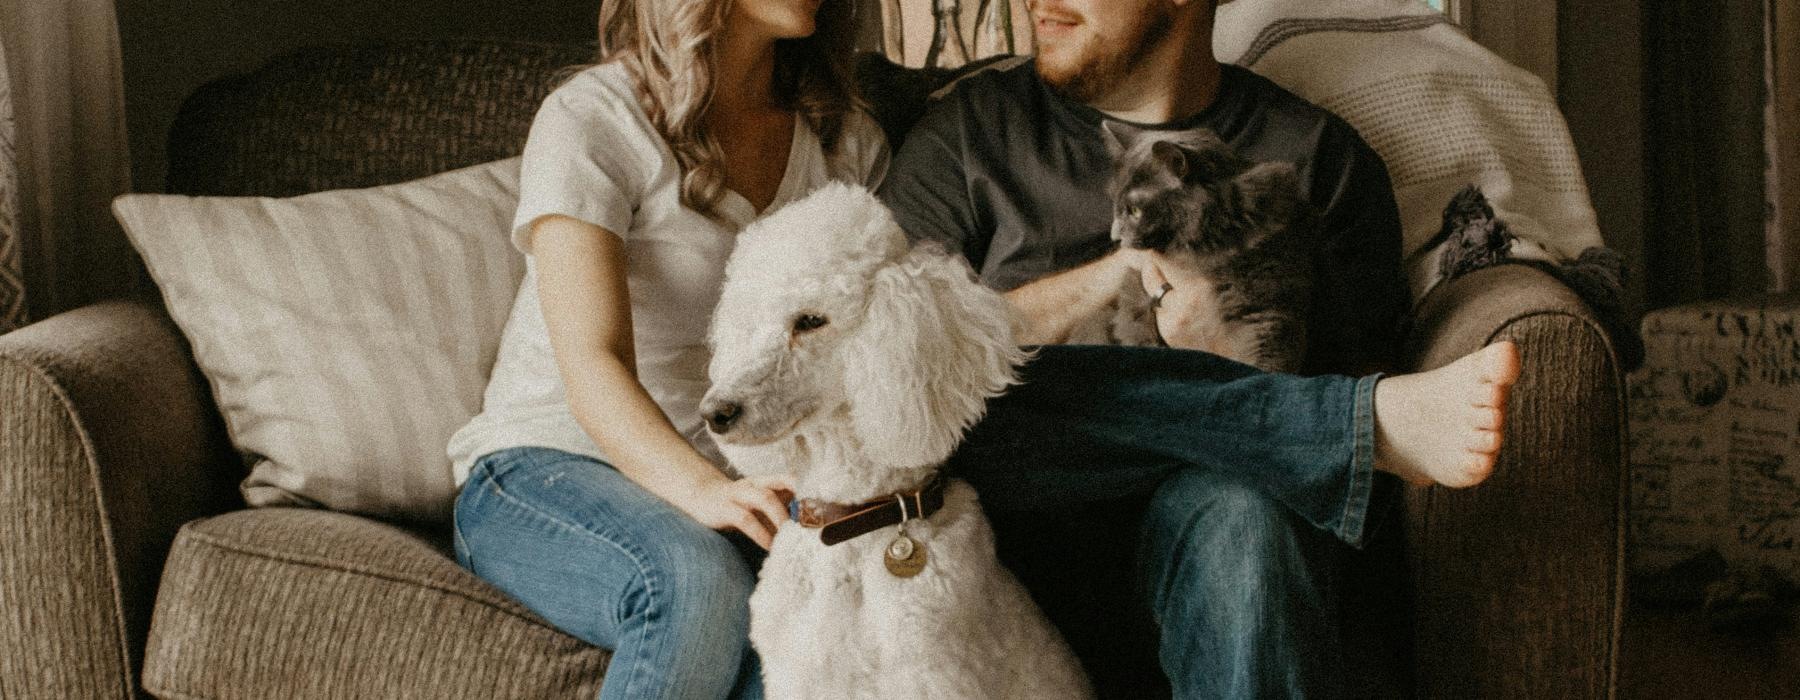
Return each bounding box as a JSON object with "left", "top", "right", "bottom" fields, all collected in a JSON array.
[{"left": 1149, "top": 281, "right": 1174, "bottom": 308}]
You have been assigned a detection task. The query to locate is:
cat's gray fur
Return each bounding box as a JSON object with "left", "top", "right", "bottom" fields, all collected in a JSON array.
[{"left": 1068, "top": 123, "right": 1317, "bottom": 372}]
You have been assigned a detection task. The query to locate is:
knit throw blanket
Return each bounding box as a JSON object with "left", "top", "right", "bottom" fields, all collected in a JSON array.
[{"left": 1215, "top": 0, "right": 1608, "bottom": 303}]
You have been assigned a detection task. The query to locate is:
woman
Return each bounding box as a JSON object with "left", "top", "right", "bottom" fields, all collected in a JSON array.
[
  {"left": 448, "top": 1, "right": 1519, "bottom": 698},
  {"left": 448, "top": 1, "right": 881, "bottom": 697}
]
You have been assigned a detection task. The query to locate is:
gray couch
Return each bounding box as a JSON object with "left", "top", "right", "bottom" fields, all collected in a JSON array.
[{"left": 0, "top": 40, "right": 1627, "bottom": 699}]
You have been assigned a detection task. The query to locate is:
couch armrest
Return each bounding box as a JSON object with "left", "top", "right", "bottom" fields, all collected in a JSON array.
[
  {"left": 1401, "top": 265, "right": 1628, "bottom": 699},
  {"left": 0, "top": 300, "right": 241, "bottom": 699}
]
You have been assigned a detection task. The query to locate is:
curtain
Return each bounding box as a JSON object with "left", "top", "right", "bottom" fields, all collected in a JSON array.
[
  {"left": 1770, "top": 0, "right": 1799, "bottom": 293},
  {"left": 0, "top": 0, "right": 134, "bottom": 330},
  {"left": 0, "top": 41, "right": 21, "bottom": 332},
  {"left": 1643, "top": 0, "right": 1771, "bottom": 308}
]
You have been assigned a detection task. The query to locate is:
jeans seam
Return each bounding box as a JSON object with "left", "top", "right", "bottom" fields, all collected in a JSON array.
[
  {"left": 476, "top": 463, "right": 668, "bottom": 698},
  {"left": 451, "top": 460, "right": 496, "bottom": 569},
  {"left": 1336, "top": 373, "right": 1380, "bottom": 547}
]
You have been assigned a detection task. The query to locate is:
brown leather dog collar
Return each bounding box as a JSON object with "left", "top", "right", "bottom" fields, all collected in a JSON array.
[{"left": 788, "top": 474, "right": 947, "bottom": 546}]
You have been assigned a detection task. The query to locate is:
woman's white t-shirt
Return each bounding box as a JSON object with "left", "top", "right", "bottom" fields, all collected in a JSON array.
[{"left": 447, "top": 62, "right": 890, "bottom": 485}]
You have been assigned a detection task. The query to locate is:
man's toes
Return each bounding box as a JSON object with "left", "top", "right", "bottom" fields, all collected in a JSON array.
[
  {"left": 1467, "top": 428, "right": 1501, "bottom": 453},
  {"left": 1490, "top": 342, "right": 1522, "bottom": 381},
  {"left": 1472, "top": 406, "right": 1503, "bottom": 431},
  {"left": 1458, "top": 454, "right": 1497, "bottom": 486},
  {"left": 1476, "top": 383, "right": 1507, "bottom": 409}
]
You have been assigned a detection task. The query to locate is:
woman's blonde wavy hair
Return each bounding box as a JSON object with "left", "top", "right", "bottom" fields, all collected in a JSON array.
[{"left": 596, "top": 0, "right": 861, "bottom": 220}]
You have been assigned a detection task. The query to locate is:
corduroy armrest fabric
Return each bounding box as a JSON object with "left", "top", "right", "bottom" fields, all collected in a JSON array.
[
  {"left": 1401, "top": 264, "right": 1628, "bottom": 699},
  {"left": 0, "top": 300, "right": 241, "bottom": 699}
]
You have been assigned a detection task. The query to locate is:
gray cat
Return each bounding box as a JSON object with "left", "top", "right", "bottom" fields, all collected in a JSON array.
[{"left": 1069, "top": 124, "right": 1317, "bottom": 373}]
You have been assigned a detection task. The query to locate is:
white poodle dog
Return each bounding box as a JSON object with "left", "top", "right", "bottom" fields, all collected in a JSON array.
[{"left": 701, "top": 182, "right": 1094, "bottom": 700}]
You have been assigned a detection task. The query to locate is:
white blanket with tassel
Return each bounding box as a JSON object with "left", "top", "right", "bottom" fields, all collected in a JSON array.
[{"left": 1215, "top": 0, "right": 1607, "bottom": 302}]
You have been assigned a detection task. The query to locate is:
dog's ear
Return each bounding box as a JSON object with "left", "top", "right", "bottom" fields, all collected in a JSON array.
[{"left": 842, "top": 247, "right": 1025, "bottom": 468}]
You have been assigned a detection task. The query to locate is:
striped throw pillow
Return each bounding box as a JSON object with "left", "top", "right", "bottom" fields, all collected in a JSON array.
[{"left": 114, "top": 158, "right": 525, "bottom": 524}]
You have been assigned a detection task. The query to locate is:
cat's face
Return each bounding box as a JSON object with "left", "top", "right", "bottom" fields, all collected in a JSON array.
[
  {"left": 1103, "top": 122, "right": 1302, "bottom": 255},
  {"left": 1105, "top": 124, "right": 1240, "bottom": 252}
]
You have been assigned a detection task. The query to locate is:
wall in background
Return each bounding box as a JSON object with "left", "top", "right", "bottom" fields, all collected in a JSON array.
[
  {"left": 1471, "top": 0, "right": 1559, "bottom": 93},
  {"left": 116, "top": 0, "right": 598, "bottom": 193},
  {"left": 1558, "top": 0, "right": 1647, "bottom": 313}
]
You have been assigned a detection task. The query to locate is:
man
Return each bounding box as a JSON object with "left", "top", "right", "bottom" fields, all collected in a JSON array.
[{"left": 877, "top": 0, "right": 1411, "bottom": 696}]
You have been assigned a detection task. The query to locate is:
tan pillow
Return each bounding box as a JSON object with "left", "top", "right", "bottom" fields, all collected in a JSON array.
[{"left": 114, "top": 158, "right": 525, "bottom": 523}]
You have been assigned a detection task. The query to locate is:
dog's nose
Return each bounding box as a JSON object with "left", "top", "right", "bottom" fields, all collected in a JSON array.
[{"left": 705, "top": 401, "right": 742, "bottom": 434}]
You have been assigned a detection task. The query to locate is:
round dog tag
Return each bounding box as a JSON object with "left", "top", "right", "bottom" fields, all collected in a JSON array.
[{"left": 884, "top": 535, "right": 927, "bottom": 578}]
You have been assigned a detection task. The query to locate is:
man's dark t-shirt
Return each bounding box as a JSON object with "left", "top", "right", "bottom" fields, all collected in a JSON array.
[{"left": 877, "top": 59, "right": 1408, "bottom": 375}]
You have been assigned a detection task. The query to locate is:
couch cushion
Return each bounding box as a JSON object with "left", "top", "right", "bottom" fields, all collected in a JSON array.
[
  {"left": 143, "top": 508, "right": 607, "bottom": 699},
  {"left": 115, "top": 158, "right": 526, "bottom": 524}
]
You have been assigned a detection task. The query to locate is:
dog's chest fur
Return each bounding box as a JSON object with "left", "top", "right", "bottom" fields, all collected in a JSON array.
[{"left": 751, "top": 481, "right": 1091, "bottom": 699}]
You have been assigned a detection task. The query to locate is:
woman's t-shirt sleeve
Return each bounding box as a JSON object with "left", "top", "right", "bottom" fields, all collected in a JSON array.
[
  {"left": 511, "top": 71, "right": 653, "bottom": 253},
  {"left": 835, "top": 109, "right": 892, "bottom": 192}
]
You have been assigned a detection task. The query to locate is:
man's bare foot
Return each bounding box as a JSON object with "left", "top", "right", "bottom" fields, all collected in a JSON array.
[{"left": 1373, "top": 342, "right": 1522, "bottom": 488}]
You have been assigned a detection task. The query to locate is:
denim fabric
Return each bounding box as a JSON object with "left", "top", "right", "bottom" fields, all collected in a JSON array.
[
  {"left": 952, "top": 345, "right": 1386, "bottom": 699},
  {"left": 452, "top": 447, "right": 765, "bottom": 700},
  {"left": 1138, "top": 469, "right": 1347, "bottom": 699},
  {"left": 954, "top": 345, "right": 1382, "bottom": 546}
]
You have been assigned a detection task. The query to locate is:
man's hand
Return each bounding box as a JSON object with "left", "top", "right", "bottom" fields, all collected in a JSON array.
[{"left": 1137, "top": 251, "right": 1221, "bottom": 352}]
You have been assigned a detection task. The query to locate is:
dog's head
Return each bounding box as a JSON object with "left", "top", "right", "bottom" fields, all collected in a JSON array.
[{"left": 700, "top": 183, "right": 1024, "bottom": 481}]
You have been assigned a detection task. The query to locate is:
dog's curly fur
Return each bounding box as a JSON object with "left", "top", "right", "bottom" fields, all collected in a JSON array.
[{"left": 702, "top": 183, "right": 1093, "bottom": 699}]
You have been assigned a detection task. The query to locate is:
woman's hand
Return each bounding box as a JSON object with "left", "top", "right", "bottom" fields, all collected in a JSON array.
[{"left": 672, "top": 473, "right": 795, "bottom": 550}]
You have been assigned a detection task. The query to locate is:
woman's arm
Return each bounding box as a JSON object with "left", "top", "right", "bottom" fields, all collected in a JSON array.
[{"left": 529, "top": 215, "right": 789, "bottom": 546}]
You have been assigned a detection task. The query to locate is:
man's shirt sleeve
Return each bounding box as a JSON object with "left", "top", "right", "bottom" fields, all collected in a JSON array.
[
  {"left": 1308, "top": 126, "right": 1409, "bottom": 375},
  {"left": 876, "top": 99, "right": 990, "bottom": 270}
]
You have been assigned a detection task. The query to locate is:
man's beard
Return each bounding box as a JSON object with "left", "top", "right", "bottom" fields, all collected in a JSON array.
[{"left": 1036, "top": 10, "right": 1172, "bottom": 104}]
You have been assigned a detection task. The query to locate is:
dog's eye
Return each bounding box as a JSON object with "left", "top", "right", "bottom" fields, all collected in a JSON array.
[{"left": 792, "top": 314, "right": 829, "bottom": 333}]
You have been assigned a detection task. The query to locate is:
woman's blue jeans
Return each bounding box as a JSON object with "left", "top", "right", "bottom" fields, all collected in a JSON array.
[
  {"left": 453, "top": 446, "right": 766, "bottom": 700},
  {"left": 453, "top": 345, "right": 1383, "bottom": 699}
]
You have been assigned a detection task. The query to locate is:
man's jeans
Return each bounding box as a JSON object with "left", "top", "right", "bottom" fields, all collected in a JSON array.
[
  {"left": 954, "top": 345, "right": 1382, "bottom": 698},
  {"left": 960, "top": 345, "right": 1381, "bottom": 547},
  {"left": 455, "top": 345, "right": 1382, "bottom": 699}
]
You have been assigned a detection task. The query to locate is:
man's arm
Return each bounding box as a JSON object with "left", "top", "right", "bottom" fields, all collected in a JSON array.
[
  {"left": 877, "top": 100, "right": 986, "bottom": 268},
  {"left": 1003, "top": 251, "right": 1139, "bottom": 345},
  {"left": 1306, "top": 128, "right": 1408, "bottom": 375}
]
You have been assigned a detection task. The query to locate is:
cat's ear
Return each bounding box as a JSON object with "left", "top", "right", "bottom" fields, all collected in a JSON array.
[
  {"left": 1231, "top": 161, "right": 1302, "bottom": 231},
  {"left": 1101, "top": 121, "right": 1140, "bottom": 157},
  {"left": 1150, "top": 141, "right": 1190, "bottom": 180}
]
